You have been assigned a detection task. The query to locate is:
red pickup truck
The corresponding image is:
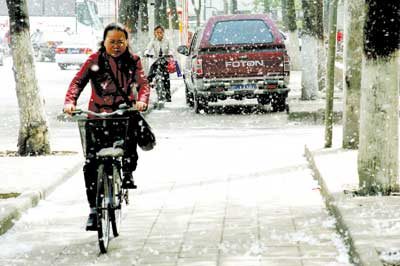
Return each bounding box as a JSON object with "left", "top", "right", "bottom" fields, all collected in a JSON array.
[{"left": 177, "top": 14, "right": 290, "bottom": 113}]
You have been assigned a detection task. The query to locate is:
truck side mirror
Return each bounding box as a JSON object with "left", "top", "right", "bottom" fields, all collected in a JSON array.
[{"left": 177, "top": 45, "right": 189, "bottom": 56}]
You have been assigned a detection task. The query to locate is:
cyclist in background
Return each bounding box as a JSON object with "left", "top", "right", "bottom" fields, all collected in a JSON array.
[
  {"left": 63, "top": 23, "right": 150, "bottom": 230},
  {"left": 144, "top": 25, "right": 175, "bottom": 102}
]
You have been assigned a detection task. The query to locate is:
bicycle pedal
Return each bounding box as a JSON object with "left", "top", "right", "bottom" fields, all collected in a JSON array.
[{"left": 123, "top": 191, "right": 129, "bottom": 205}]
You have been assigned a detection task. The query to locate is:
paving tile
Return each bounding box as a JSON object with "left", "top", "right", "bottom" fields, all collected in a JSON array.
[
  {"left": 219, "top": 256, "right": 262, "bottom": 266},
  {"left": 299, "top": 244, "right": 339, "bottom": 258},
  {"left": 259, "top": 259, "right": 302, "bottom": 266},
  {"left": 301, "top": 258, "right": 352, "bottom": 266},
  {"left": 176, "top": 258, "right": 217, "bottom": 266}
]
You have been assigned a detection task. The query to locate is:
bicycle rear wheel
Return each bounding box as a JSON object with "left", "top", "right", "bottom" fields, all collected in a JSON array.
[
  {"left": 96, "top": 164, "right": 111, "bottom": 253},
  {"left": 110, "top": 165, "right": 122, "bottom": 237}
]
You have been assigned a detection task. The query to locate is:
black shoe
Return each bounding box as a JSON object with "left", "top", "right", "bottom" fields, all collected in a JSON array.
[
  {"left": 122, "top": 173, "right": 137, "bottom": 189},
  {"left": 85, "top": 212, "right": 97, "bottom": 231},
  {"left": 166, "top": 98, "right": 172, "bottom": 102}
]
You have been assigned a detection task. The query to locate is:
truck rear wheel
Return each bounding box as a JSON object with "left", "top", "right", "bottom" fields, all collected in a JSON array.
[
  {"left": 257, "top": 95, "right": 270, "bottom": 105},
  {"left": 271, "top": 97, "right": 286, "bottom": 112},
  {"left": 194, "top": 93, "right": 208, "bottom": 114}
]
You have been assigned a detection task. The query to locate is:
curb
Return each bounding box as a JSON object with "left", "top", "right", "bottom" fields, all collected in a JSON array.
[
  {"left": 0, "top": 159, "right": 83, "bottom": 235},
  {"left": 288, "top": 109, "right": 342, "bottom": 123},
  {"left": 304, "top": 145, "right": 383, "bottom": 266}
]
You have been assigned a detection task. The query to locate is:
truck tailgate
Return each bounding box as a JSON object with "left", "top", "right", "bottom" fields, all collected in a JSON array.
[{"left": 201, "top": 48, "right": 285, "bottom": 79}]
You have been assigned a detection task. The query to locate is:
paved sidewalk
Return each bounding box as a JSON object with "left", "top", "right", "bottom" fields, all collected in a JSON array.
[
  {"left": 305, "top": 146, "right": 400, "bottom": 266},
  {"left": 0, "top": 72, "right": 359, "bottom": 266},
  {"left": 0, "top": 154, "right": 83, "bottom": 235}
]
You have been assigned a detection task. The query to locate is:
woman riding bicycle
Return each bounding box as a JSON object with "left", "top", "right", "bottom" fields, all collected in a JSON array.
[
  {"left": 145, "top": 25, "right": 175, "bottom": 102},
  {"left": 63, "top": 23, "right": 150, "bottom": 230}
]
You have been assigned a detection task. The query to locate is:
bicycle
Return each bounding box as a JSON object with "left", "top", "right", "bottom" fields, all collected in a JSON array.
[
  {"left": 145, "top": 54, "right": 172, "bottom": 109},
  {"left": 68, "top": 105, "right": 136, "bottom": 253}
]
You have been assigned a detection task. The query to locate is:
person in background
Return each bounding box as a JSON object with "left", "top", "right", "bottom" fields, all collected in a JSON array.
[
  {"left": 63, "top": 23, "right": 150, "bottom": 231},
  {"left": 144, "top": 25, "right": 175, "bottom": 102}
]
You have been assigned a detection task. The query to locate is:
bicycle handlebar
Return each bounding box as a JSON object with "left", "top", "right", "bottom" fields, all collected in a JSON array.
[
  {"left": 144, "top": 54, "right": 172, "bottom": 59},
  {"left": 72, "top": 106, "right": 136, "bottom": 118},
  {"left": 57, "top": 104, "right": 137, "bottom": 121}
]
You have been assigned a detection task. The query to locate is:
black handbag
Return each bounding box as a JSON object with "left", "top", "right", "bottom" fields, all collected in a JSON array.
[
  {"left": 135, "top": 112, "right": 156, "bottom": 151},
  {"left": 105, "top": 60, "right": 156, "bottom": 151}
]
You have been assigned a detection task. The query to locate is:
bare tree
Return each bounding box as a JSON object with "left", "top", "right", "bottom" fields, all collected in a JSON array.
[
  {"left": 342, "top": 0, "right": 363, "bottom": 149},
  {"left": 284, "top": 0, "right": 301, "bottom": 70},
  {"left": 191, "top": 0, "right": 202, "bottom": 27},
  {"left": 231, "top": 0, "right": 238, "bottom": 14},
  {"left": 160, "top": 0, "right": 168, "bottom": 28},
  {"left": 281, "top": 0, "right": 287, "bottom": 29},
  {"left": 324, "top": 0, "right": 338, "bottom": 148},
  {"left": 223, "top": 0, "right": 229, "bottom": 14},
  {"left": 358, "top": 0, "right": 400, "bottom": 195},
  {"left": 300, "top": 0, "right": 323, "bottom": 100},
  {"left": 119, "top": 0, "right": 139, "bottom": 33},
  {"left": 154, "top": 0, "right": 168, "bottom": 28},
  {"left": 140, "top": 0, "right": 149, "bottom": 33},
  {"left": 316, "top": 1, "right": 325, "bottom": 94},
  {"left": 168, "top": 0, "right": 180, "bottom": 30},
  {"left": 6, "top": 0, "right": 50, "bottom": 156},
  {"left": 263, "top": 0, "right": 271, "bottom": 13}
]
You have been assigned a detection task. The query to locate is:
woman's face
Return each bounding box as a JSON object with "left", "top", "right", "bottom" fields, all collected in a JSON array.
[
  {"left": 104, "top": 30, "right": 128, "bottom": 57},
  {"left": 154, "top": 28, "right": 164, "bottom": 41}
]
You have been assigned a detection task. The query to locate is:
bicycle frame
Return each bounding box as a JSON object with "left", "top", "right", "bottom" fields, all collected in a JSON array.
[{"left": 67, "top": 106, "right": 136, "bottom": 253}]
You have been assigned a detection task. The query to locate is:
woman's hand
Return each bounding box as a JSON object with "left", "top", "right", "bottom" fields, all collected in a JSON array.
[
  {"left": 136, "top": 101, "right": 148, "bottom": 112},
  {"left": 63, "top": 103, "right": 76, "bottom": 115}
]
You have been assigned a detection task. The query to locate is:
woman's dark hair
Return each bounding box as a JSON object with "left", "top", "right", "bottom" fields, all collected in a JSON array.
[
  {"left": 154, "top": 25, "right": 164, "bottom": 32},
  {"left": 99, "top": 22, "right": 129, "bottom": 52},
  {"left": 97, "top": 22, "right": 136, "bottom": 79}
]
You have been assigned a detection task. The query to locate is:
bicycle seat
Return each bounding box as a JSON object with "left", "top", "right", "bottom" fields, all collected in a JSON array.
[{"left": 97, "top": 147, "right": 124, "bottom": 157}]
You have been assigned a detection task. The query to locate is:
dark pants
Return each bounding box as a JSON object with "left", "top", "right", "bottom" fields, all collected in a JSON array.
[
  {"left": 148, "top": 61, "right": 171, "bottom": 101},
  {"left": 82, "top": 113, "right": 138, "bottom": 207}
]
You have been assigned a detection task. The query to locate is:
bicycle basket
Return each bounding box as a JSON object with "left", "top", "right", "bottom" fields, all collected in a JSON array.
[{"left": 77, "top": 117, "right": 130, "bottom": 157}]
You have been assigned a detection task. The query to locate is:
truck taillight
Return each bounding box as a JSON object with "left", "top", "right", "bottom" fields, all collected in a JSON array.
[
  {"left": 80, "top": 48, "right": 93, "bottom": 54},
  {"left": 284, "top": 54, "right": 290, "bottom": 72},
  {"left": 55, "top": 47, "right": 67, "bottom": 54},
  {"left": 193, "top": 58, "right": 203, "bottom": 77}
]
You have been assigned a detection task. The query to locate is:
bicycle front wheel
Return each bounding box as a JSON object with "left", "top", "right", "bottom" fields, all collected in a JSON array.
[
  {"left": 96, "top": 164, "right": 111, "bottom": 253},
  {"left": 110, "top": 165, "right": 122, "bottom": 237}
]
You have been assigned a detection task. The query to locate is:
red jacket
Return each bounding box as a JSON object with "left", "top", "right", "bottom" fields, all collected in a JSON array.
[{"left": 64, "top": 50, "right": 150, "bottom": 113}]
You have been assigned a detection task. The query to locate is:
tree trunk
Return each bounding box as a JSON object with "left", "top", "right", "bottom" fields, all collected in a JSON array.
[
  {"left": 140, "top": 0, "right": 149, "bottom": 33},
  {"left": 324, "top": 0, "right": 338, "bottom": 148},
  {"left": 223, "top": 0, "right": 229, "bottom": 14},
  {"left": 231, "top": 0, "right": 238, "bottom": 14},
  {"left": 342, "top": 0, "right": 363, "bottom": 149},
  {"left": 316, "top": 0, "right": 325, "bottom": 94},
  {"left": 168, "top": 0, "right": 180, "bottom": 30},
  {"left": 281, "top": 0, "right": 287, "bottom": 30},
  {"left": 155, "top": 0, "right": 161, "bottom": 26},
  {"left": 130, "top": 0, "right": 150, "bottom": 54},
  {"left": 322, "top": 0, "right": 330, "bottom": 37},
  {"left": 263, "top": 0, "right": 271, "bottom": 14},
  {"left": 160, "top": 0, "right": 168, "bottom": 28},
  {"left": 358, "top": 0, "right": 399, "bottom": 195},
  {"left": 285, "top": 0, "right": 301, "bottom": 70},
  {"left": 119, "top": 0, "right": 139, "bottom": 33},
  {"left": 300, "top": 0, "right": 322, "bottom": 100},
  {"left": 191, "top": 0, "right": 202, "bottom": 27},
  {"left": 6, "top": 0, "right": 50, "bottom": 156}
]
